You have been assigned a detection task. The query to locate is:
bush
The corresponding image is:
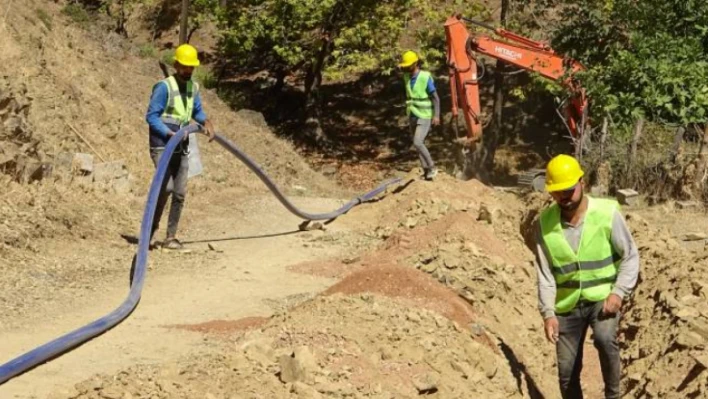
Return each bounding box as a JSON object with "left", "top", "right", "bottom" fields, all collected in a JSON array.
[
  {"left": 62, "top": 4, "right": 90, "bottom": 28},
  {"left": 194, "top": 68, "right": 218, "bottom": 90},
  {"left": 138, "top": 43, "right": 157, "bottom": 58},
  {"left": 35, "top": 9, "right": 52, "bottom": 31}
]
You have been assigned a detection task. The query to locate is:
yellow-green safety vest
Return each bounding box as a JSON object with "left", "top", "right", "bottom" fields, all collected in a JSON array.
[
  {"left": 159, "top": 76, "right": 199, "bottom": 128},
  {"left": 540, "top": 197, "right": 621, "bottom": 314},
  {"left": 404, "top": 71, "right": 434, "bottom": 119}
]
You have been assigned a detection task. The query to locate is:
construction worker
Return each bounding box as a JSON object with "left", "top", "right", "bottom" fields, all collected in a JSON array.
[
  {"left": 534, "top": 155, "right": 639, "bottom": 399},
  {"left": 145, "top": 44, "right": 215, "bottom": 250},
  {"left": 399, "top": 50, "right": 440, "bottom": 181}
]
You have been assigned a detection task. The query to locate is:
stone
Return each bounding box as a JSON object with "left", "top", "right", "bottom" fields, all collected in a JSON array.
[
  {"left": 676, "top": 201, "right": 699, "bottom": 210},
  {"left": 412, "top": 373, "right": 439, "bottom": 394},
  {"left": 93, "top": 161, "right": 127, "bottom": 184},
  {"left": 112, "top": 174, "right": 131, "bottom": 194},
  {"left": 404, "top": 217, "right": 418, "bottom": 229},
  {"left": 682, "top": 232, "right": 708, "bottom": 241},
  {"left": 676, "top": 331, "right": 705, "bottom": 349},
  {"left": 406, "top": 311, "right": 421, "bottom": 323},
  {"left": 17, "top": 160, "right": 51, "bottom": 183},
  {"left": 477, "top": 204, "right": 498, "bottom": 224},
  {"left": 692, "top": 353, "right": 708, "bottom": 368},
  {"left": 676, "top": 307, "right": 701, "bottom": 320},
  {"left": 689, "top": 319, "right": 708, "bottom": 340},
  {"left": 291, "top": 381, "right": 323, "bottom": 399},
  {"left": 279, "top": 346, "right": 317, "bottom": 383},
  {"left": 421, "top": 262, "right": 438, "bottom": 274},
  {"left": 443, "top": 255, "right": 460, "bottom": 269},
  {"left": 54, "top": 152, "right": 74, "bottom": 173},
  {"left": 100, "top": 387, "right": 124, "bottom": 399},
  {"left": 207, "top": 243, "right": 224, "bottom": 253},
  {"left": 616, "top": 189, "right": 639, "bottom": 206},
  {"left": 72, "top": 153, "right": 94, "bottom": 173}
]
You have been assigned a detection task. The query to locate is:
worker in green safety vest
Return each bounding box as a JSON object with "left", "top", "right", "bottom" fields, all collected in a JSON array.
[
  {"left": 534, "top": 154, "right": 639, "bottom": 399},
  {"left": 399, "top": 51, "right": 440, "bottom": 181},
  {"left": 145, "top": 44, "right": 216, "bottom": 250}
]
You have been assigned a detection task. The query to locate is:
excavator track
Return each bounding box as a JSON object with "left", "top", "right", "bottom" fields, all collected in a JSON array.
[{"left": 517, "top": 168, "right": 546, "bottom": 192}]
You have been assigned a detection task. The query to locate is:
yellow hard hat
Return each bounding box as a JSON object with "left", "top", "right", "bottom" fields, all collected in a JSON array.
[
  {"left": 545, "top": 154, "right": 584, "bottom": 192},
  {"left": 399, "top": 50, "right": 419, "bottom": 68},
  {"left": 174, "top": 44, "right": 200, "bottom": 67}
]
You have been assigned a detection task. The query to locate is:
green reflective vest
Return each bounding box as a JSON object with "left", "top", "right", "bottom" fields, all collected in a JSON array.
[
  {"left": 540, "top": 197, "right": 620, "bottom": 314},
  {"left": 159, "top": 76, "right": 198, "bottom": 127},
  {"left": 404, "top": 71, "right": 434, "bottom": 119}
]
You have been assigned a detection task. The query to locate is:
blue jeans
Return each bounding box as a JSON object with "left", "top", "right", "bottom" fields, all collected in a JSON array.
[{"left": 556, "top": 300, "right": 621, "bottom": 399}]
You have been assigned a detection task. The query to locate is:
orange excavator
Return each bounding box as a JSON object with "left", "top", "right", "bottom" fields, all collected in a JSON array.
[{"left": 444, "top": 14, "right": 589, "bottom": 189}]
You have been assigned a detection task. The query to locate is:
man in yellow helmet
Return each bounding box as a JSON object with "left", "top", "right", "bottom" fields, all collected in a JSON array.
[
  {"left": 399, "top": 50, "right": 440, "bottom": 181},
  {"left": 534, "top": 154, "right": 639, "bottom": 399},
  {"left": 145, "top": 44, "right": 216, "bottom": 250}
]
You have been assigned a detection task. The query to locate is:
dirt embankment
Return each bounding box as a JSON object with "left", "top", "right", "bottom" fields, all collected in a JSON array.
[{"left": 63, "top": 173, "right": 708, "bottom": 398}]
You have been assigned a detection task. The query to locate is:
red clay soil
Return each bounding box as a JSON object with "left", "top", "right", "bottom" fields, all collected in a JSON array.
[
  {"left": 167, "top": 316, "right": 269, "bottom": 335},
  {"left": 323, "top": 263, "right": 475, "bottom": 326}
]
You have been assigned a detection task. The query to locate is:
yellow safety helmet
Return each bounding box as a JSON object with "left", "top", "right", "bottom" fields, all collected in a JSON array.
[
  {"left": 545, "top": 154, "right": 584, "bottom": 192},
  {"left": 399, "top": 50, "right": 420, "bottom": 68},
  {"left": 174, "top": 44, "right": 200, "bottom": 67}
]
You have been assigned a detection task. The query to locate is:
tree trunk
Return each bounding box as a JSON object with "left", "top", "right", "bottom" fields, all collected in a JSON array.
[
  {"left": 695, "top": 124, "right": 708, "bottom": 191},
  {"left": 179, "top": 0, "right": 189, "bottom": 45},
  {"left": 627, "top": 118, "right": 644, "bottom": 186},
  {"left": 629, "top": 118, "right": 644, "bottom": 165}
]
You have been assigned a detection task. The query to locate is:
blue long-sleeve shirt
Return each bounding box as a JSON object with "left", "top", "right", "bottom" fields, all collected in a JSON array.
[{"left": 145, "top": 79, "right": 207, "bottom": 147}]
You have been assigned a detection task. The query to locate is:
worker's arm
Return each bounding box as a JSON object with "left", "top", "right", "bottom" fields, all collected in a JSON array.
[
  {"left": 192, "top": 92, "right": 215, "bottom": 141},
  {"left": 192, "top": 92, "right": 207, "bottom": 125},
  {"left": 426, "top": 77, "right": 441, "bottom": 122},
  {"left": 610, "top": 210, "right": 640, "bottom": 299},
  {"left": 534, "top": 225, "right": 557, "bottom": 320},
  {"left": 145, "top": 83, "right": 174, "bottom": 139}
]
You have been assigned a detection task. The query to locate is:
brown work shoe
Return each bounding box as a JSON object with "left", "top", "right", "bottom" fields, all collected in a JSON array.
[{"left": 163, "top": 237, "right": 184, "bottom": 250}]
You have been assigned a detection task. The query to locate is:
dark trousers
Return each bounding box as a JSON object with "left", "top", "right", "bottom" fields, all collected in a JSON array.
[
  {"left": 149, "top": 147, "right": 189, "bottom": 240},
  {"left": 556, "top": 300, "right": 621, "bottom": 399}
]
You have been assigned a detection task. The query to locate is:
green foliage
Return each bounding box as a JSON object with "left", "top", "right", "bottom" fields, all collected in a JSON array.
[
  {"left": 546, "top": 0, "right": 708, "bottom": 127},
  {"left": 62, "top": 4, "right": 91, "bottom": 28},
  {"left": 212, "top": 0, "right": 487, "bottom": 84},
  {"left": 35, "top": 9, "right": 53, "bottom": 31},
  {"left": 194, "top": 68, "right": 218, "bottom": 89},
  {"left": 160, "top": 49, "right": 175, "bottom": 66},
  {"left": 138, "top": 43, "right": 157, "bottom": 58}
]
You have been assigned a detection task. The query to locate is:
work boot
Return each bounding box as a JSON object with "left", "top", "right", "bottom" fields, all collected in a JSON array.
[
  {"left": 163, "top": 237, "right": 184, "bottom": 250},
  {"left": 425, "top": 168, "right": 438, "bottom": 181}
]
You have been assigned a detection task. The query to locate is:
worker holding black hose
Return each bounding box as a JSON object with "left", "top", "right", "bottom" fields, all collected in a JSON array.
[
  {"left": 534, "top": 155, "right": 640, "bottom": 399},
  {"left": 399, "top": 50, "right": 440, "bottom": 181},
  {"left": 145, "top": 44, "right": 216, "bottom": 250}
]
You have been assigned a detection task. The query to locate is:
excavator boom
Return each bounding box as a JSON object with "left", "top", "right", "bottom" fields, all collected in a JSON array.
[{"left": 445, "top": 15, "right": 588, "bottom": 145}]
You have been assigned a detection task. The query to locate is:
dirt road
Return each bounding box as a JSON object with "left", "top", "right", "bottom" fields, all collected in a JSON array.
[{"left": 0, "top": 195, "right": 355, "bottom": 398}]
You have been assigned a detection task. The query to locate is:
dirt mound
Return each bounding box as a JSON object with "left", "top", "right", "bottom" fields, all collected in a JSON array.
[
  {"left": 618, "top": 212, "right": 708, "bottom": 398},
  {"left": 324, "top": 264, "right": 476, "bottom": 326},
  {"left": 63, "top": 295, "right": 523, "bottom": 399}
]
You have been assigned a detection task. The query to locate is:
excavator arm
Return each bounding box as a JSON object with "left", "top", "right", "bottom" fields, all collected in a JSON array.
[{"left": 445, "top": 15, "right": 588, "bottom": 146}]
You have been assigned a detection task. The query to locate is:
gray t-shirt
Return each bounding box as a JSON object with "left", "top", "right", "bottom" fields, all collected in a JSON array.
[{"left": 535, "top": 208, "right": 640, "bottom": 319}]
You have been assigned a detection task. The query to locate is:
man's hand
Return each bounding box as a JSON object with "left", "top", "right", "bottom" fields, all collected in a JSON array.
[
  {"left": 203, "top": 119, "right": 216, "bottom": 142},
  {"left": 432, "top": 117, "right": 441, "bottom": 126},
  {"left": 603, "top": 293, "right": 622, "bottom": 315},
  {"left": 544, "top": 317, "right": 559, "bottom": 344}
]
